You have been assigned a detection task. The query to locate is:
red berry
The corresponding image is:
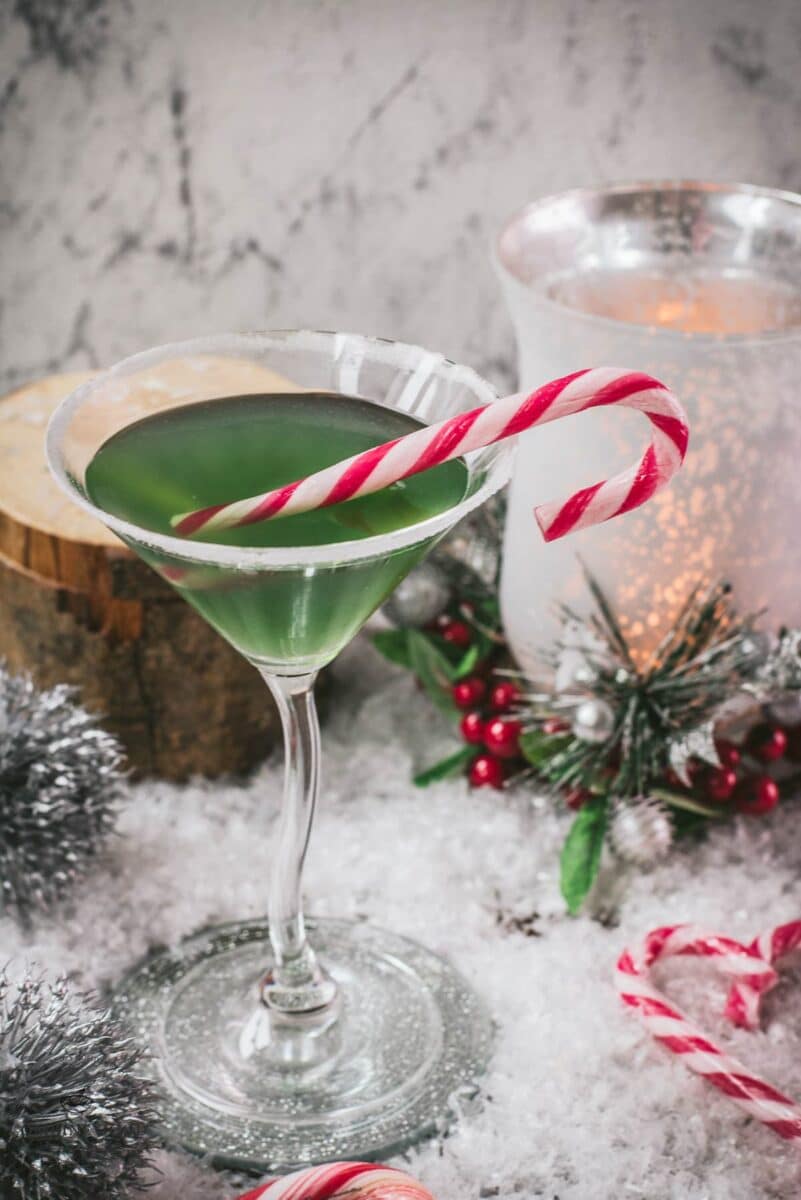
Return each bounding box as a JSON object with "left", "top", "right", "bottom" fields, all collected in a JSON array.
[
  {"left": 441, "top": 619, "right": 472, "bottom": 648},
  {"left": 706, "top": 767, "right": 738, "bottom": 802},
  {"left": 483, "top": 717, "right": 523, "bottom": 759},
  {"left": 565, "top": 787, "right": 590, "bottom": 811},
  {"left": 737, "top": 775, "right": 780, "bottom": 815},
  {"left": 543, "top": 716, "right": 570, "bottom": 736},
  {"left": 460, "top": 711, "right": 485, "bottom": 745},
  {"left": 715, "top": 739, "right": 741, "bottom": 769},
  {"left": 755, "top": 727, "right": 788, "bottom": 762},
  {"left": 452, "top": 677, "right": 486, "bottom": 709},
  {"left": 489, "top": 681, "right": 521, "bottom": 712},
  {"left": 469, "top": 753, "right": 505, "bottom": 789}
]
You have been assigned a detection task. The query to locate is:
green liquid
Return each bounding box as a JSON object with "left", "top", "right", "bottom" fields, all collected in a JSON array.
[{"left": 86, "top": 391, "right": 467, "bottom": 668}]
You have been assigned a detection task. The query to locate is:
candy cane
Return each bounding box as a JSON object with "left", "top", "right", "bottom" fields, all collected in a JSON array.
[
  {"left": 235, "top": 1162, "right": 435, "bottom": 1200},
  {"left": 173, "top": 367, "right": 688, "bottom": 540},
  {"left": 726, "top": 921, "right": 801, "bottom": 1030},
  {"left": 617, "top": 921, "right": 801, "bottom": 1142}
]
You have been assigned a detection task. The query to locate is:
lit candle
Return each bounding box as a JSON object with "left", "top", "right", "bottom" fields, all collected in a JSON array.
[{"left": 495, "top": 182, "right": 801, "bottom": 671}]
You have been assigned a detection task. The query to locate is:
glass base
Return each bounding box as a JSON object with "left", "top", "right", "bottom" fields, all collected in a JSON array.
[{"left": 114, "top": 917, "right": 493, "bottom": 1173}]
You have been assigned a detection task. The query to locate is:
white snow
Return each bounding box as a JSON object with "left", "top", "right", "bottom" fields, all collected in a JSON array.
[{"left": 3, "top": 636, "right": 801, "bottom": 1199}]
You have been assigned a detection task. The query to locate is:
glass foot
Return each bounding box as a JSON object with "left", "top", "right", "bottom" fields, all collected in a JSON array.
[{"left": 114, "top": 917, "right": 493, "bottom": 1172}]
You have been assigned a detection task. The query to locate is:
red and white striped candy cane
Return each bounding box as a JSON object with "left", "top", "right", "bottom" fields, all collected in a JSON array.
[
  {"left": 173, "top": 367, "right": 688, "bottom": 539},
  {"left": 235, "top": 1162, "right": 435, "bottom": 1200},
  {"left": 725, "top": 921, "right": 801, "bottom": 1031},
  {"left": 617, "top": 921, "right": 801, "bottom": 1142}
]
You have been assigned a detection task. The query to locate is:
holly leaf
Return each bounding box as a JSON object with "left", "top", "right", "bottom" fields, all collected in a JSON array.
[
  {"left": 408, "top": 630, "right": 459, "bottom": 714},
  {"left": 520, "top": 728, "right": 571, "bottom": 768},
  {"left": 414, "top": 745, "right": 475, "bottom": 787},
  {"left": 372, "top": 628, "right": 412, "bottom": 668},
  {"left": 560, "top": 797, "right": 608, "bottom": 915},
  {"left": 452, "top": 643, "right": 482, "bottom": 680}
]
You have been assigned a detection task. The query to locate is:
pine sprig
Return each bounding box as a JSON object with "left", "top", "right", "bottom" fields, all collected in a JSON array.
[{"left": 525, "top": 578, "right": 762, "bottom": 800}]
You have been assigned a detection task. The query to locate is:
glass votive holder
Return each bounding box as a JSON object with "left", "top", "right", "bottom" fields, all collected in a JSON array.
[{"left": 495, "top": 180, "right": 801, "bottom": 670}]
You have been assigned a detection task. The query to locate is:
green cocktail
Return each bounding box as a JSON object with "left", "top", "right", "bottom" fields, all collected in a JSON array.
[
  {"left": 86, "top": 390, "right": 467, "bottom": 669},
  {"left": 47, "top": 332, "right": 511, "bottom": 1171}
]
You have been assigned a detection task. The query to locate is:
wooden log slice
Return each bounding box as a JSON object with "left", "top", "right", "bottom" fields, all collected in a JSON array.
[{"left": 0, "top": 359, "right": 305, "bottom": 780}]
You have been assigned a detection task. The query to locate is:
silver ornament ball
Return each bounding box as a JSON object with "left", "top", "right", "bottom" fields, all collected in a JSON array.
[
  {"left": 382, "top": 563, "right": 451, "bottom": 628},
  {"left": 610, "top": 797, "right": 674, "bottom": 867},
  {"left": 740, "top": 630, "right": 774, "bottom": 667},
  {"left": 572, "top": 698, "right": 615, "bottom": 743}
]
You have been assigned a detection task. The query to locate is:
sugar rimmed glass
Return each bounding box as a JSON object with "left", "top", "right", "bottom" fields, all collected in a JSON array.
[{"left": 46, "top": 330, "right": 512, "bottom": 1172}]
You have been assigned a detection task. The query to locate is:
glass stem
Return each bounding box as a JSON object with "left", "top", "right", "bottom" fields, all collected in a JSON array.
[{"left": 258, "top": 670, "right": 337, "bottom": 1014}]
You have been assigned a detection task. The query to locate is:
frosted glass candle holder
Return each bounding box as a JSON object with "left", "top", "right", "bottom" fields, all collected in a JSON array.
[{"left": 495, "top": 181, "right": 801, "bottom": 672}]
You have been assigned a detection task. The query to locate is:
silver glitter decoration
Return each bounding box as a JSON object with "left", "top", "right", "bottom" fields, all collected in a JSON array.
[
  {"left": 0, "top": 973, "right": 158, "bottom": 1199},
  {"left": 572, "top": 698, "right": 615, "bottom": 743},
  {"left": 668, "top": 721, "right": 720, "bottom": 785},
  {"left": 382, "top": 562, "right": 451, "bottom": 628},
  {"left": 0, "top": 665, "right": 125, "bottom": 915},
  {"left": 753, "top": 629, "right": 801, "bottom": 699},
  {"left": 609, "top": 797, "right": 673, "bottom": 867}
]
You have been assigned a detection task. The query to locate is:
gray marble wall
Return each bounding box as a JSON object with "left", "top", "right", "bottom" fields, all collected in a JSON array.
[{"left": 2, "top": 0, "right": 801, "bottom": 393}]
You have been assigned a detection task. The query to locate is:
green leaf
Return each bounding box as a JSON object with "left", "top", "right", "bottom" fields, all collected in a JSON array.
[
  {"left": 452, "top": 643, "right": 482, "bottom": 680},
  {"left": 372, "top": 628, "right": 412, "bottom": 668},
  {"left": 433, "top": 633, "right": 469, "bottom": 669},
  {"left": 519, "top": 728, "right": 571, "bottom": 768},
  {"left": 560, "top": 797, "right": 608, "bottom": 915},
  {"left": 414, "top": 745, "right": 475, "bottom": 787},
  {"left": 408, "top": 631, "right": 459, "bottom": 714}
]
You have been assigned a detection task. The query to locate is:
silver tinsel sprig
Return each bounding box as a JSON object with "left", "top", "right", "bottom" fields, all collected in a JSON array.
[
  {"left": 0, "top": 972, "right": 159, "bottom": 1199},
  {"left": 0, "top": 665, "right": 125, "bottom": 915}
]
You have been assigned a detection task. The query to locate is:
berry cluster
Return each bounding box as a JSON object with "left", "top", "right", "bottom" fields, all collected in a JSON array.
[
  {"left": 409, "top": 607, "right": 524, "bottom": 791},
  {"left": 685, "top": 722, "right": 795, "bottom": 816},
  {"left": 452, "top": 671, "right": 523, "bottom": 791},
  {"left": 380, "top": 565, "right": 801, "bottom": 915}
]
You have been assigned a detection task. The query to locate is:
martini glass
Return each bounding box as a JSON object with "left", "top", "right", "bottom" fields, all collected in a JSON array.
[{"left": 46, "top": 331, "right": 512, "bottom": 1172}]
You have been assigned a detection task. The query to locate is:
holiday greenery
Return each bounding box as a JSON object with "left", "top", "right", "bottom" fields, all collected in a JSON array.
[
  {"left": 0, "top": 665, "right": 125, "bottom": 915},
  {"left": 376, "top": 519, "right": 801, "bottom": 914},
  {"left": 0, "top": 972, "right": 159, "bottom": 1199}
]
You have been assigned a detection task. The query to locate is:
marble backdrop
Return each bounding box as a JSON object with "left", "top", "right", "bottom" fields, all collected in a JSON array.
[{"left": 2, "top": 0, "right": 801, "bottom": 393}]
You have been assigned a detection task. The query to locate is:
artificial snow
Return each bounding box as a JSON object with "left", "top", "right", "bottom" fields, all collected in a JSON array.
[{"left": 3, "top": 635, "right": 801, "bottom": 1199}]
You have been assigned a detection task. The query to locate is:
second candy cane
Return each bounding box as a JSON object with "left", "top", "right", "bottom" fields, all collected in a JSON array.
[{"left": 173, "top": 367, "right": 688, "bottom": 540}]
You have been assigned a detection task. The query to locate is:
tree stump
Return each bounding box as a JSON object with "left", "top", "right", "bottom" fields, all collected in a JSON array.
[{"left": 0, "top": 365, "right": 287, "bottom": 780}]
